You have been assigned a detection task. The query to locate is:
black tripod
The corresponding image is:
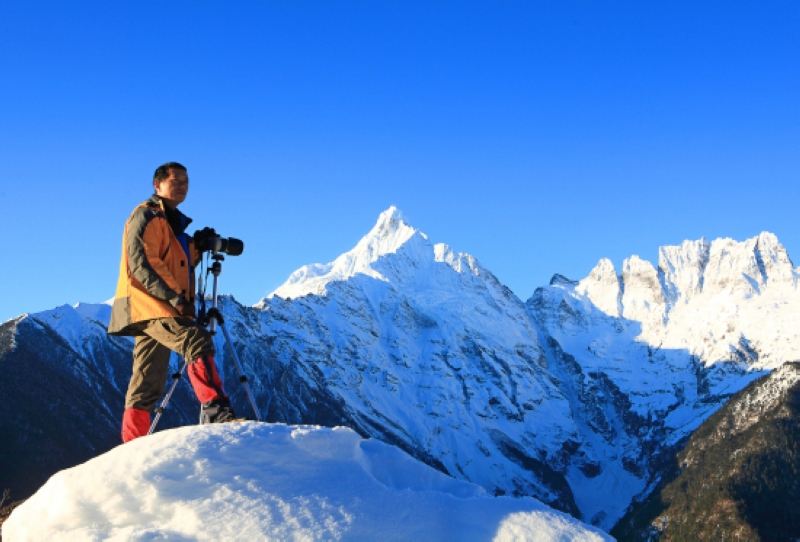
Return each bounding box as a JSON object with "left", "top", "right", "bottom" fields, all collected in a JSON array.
[{"left": 148, "top": 253, "right": 262, "bottom": 435}]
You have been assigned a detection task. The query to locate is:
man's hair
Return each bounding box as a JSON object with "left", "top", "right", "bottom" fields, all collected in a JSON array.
[{"left": 153, "top": 162, "right": 187, "bottom": 183}]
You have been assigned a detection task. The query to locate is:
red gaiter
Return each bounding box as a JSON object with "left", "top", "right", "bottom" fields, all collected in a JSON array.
[
  {"left": 187, "top": 355, "right": 225, "bottom": 404},
  {"left": 121, "top": 407, "right": 150, "bottom": 443}
]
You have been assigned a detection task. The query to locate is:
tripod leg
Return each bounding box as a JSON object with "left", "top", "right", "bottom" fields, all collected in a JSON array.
[
  {"left": 219, "top": 322, "right": 263, "bottom": 421},
  {"left": 148, "top": 356, "right": 189, "bottom": 435}
]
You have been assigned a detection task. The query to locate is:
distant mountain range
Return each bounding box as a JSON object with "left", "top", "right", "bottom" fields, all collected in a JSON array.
[{"left": 3, "top": 206, "right": 799, "bottom": 536}]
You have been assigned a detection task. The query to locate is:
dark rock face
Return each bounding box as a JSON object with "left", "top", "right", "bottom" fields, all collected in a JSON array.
[
  {"left": 0, "top": 316, "right": 197, "bottom": 502},
  {"left": 613, "top": 362, "right": 800, "bottom": 541},
  {"left": 488, "top": 427, "right": 579, "bottom": 515}
]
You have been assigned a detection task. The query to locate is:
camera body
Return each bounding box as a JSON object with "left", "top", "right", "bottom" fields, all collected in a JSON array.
[{"left": 193, "top": 227, "right": 244, "bottom": 256}]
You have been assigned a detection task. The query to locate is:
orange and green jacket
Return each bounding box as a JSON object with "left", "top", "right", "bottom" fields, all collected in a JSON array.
[{"left": 108, "top": 195, "right": 198, "bottom": 336}]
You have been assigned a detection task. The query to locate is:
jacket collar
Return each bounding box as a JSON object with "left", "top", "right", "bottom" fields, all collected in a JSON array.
[{"left": 148, "top": 194, "right": 193, "bottom": 234}]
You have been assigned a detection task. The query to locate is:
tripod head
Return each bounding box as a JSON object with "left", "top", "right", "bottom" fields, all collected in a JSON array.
[
  {"left": 198, "top": 252, "right": 228, "bottom": 333},
  {"left": 209, "top": 252, "right": 224, "bottom": 276}
]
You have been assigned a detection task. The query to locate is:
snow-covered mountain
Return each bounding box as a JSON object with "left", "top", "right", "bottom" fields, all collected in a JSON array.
[
  {"left": 3, "top": 423, "right": 612, "bottom": 541},
  {"left": 527, "top": 231, "right": 800, "bottom": 525},
  {"left": 557, "top": 231, "right": 800, "bottom": 369},
  {"left": 249, "top": 211, "right": 800, "bottom": 528},
  {"left": 3, "top": 206, "right": 799, "bottom": 534},
  {"left": 255, "top": 206, "right": 581, "bottom": 513}
]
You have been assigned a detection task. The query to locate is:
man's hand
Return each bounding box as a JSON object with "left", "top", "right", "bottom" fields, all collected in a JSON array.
[{"left": 174, "top": 297, "right": 196, "bottom": 319}]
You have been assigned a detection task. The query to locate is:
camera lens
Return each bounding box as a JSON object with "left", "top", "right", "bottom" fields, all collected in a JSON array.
[{"left": 222, "top": 237, "right": 244, "bottom": 256}]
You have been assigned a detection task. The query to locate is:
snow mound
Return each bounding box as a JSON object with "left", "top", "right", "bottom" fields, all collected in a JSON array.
[{"left": 3, "top": 423, "right": 611, "bottom": 542}]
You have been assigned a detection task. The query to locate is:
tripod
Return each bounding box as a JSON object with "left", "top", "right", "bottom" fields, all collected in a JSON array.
[{"left": 148, "top": 252, "right": 262, "bottom": 435}]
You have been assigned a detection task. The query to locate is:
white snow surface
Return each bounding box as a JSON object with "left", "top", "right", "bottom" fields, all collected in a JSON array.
[{"left": 3, "top": 423, "right": 611, "bottom": 542}]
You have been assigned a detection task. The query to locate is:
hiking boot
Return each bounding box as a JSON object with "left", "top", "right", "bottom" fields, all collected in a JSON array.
[{"left": 200, "top": 398, "right": 240, "bottom": 424}]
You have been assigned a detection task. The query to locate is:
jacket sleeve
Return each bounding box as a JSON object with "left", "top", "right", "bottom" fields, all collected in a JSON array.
[{"left": 126, "top": 210, "right": 184, "bottom": 308}]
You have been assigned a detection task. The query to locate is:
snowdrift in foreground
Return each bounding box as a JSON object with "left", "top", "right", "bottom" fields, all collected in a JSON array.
[{"left": 3, "top": 423, "right": 611, "bottom": 542}]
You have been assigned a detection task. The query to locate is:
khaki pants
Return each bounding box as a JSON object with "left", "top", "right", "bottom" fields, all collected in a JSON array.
[{"left": 125, "top": 317, "right": 215, "bottom": 410}]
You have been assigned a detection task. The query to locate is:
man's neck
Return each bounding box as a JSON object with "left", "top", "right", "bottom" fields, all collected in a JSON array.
[{"left": 156, "top": 194, "right": 179, "bottom": 210}]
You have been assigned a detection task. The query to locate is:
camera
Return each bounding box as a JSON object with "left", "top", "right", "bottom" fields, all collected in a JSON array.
[{"left": 193, "top": 227, "right": 244, "bottom": 256}]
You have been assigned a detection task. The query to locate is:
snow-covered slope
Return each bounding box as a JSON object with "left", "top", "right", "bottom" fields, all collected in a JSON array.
[
  {"left": 28, "top": 302, "right": 115, "bottom": 358},
  {"left": 3, "top": 423, "right": 612, "bottom": 542}
]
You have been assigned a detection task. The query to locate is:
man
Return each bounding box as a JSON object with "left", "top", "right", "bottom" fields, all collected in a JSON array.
[{"left": 108, "top": 162, "right": 237, "bottom": 443}]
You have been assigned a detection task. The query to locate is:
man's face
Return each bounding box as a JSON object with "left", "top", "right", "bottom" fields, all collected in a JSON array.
[{"left": 154, "top": 168, "right": 189, "bottom": 207}]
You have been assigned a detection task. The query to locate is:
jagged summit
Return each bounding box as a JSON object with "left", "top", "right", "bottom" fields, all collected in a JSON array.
[
  {"left": 263, "top": 206, "right": 503, "bottom": 304},
  {"left": 266, "top": 206, "right": 428, "bottom": 300},
  {"left": 575, "top": 258, "right": 621, "bottom": 317},
  {"left": 350, "top": 205, "right": 424, "bottom": 263},
  {"left": 372, "top": 204, "right": 407, "bottom": 235},
  {"left": 559, "top": 232, "right": 797, "bottom": 321},
  {"left": 538, "top": 230, "right": 800, "bottom": 372}
]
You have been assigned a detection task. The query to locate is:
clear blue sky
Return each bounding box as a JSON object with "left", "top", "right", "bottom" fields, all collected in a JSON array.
[{"left": 1, "top": 1, "right": 798, "bottom": 323}]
